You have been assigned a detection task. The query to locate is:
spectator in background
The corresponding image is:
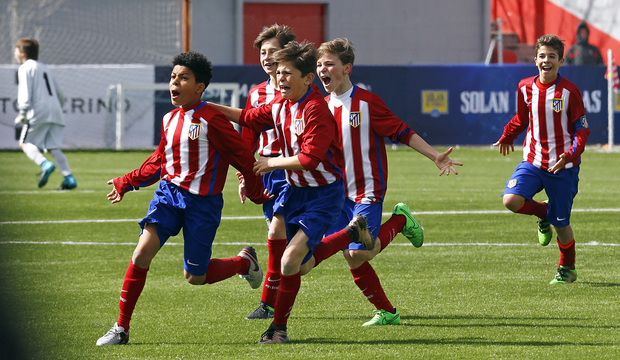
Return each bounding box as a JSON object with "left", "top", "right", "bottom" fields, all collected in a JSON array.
[{"left": 566, "top": 21, "right": 604, "bottom": 65}]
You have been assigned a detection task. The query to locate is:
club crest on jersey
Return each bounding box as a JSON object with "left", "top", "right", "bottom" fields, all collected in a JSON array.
[
  {"left": 349, "top": 112, "right": 361, "bottom": 128},
  {"left": 188, "top": 123, "right": 200, "bottom": 140},
  {"left": 552, "top": 98, "right": 563, "bottom": 112},
  {"left": 294, "top": 118, "right": 305, "bottom": 135},
  {"left": 507, "top": 179, "right": 517, "bottom": 188}
]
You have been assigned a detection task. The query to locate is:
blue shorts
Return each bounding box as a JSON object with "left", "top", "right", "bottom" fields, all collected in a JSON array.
[
  {"left": 261, "top": 168, "right": 288, "bottom": 223},
  {"left": 502, "top": 161, "right": 579, "bottom": 227},
  {"left": 279, "top": 179, "right": 345, "bottom": 264},
  {"left": 139, "top": 180, "right": 223, "bottom": 276},
  {"left": 325, "top": 198, "right": 383, "bottom": 250}
]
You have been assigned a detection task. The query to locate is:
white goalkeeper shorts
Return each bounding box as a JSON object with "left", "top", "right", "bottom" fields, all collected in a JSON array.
[{"left": 20, "top": 122, "right": 65, "bottom": 150}]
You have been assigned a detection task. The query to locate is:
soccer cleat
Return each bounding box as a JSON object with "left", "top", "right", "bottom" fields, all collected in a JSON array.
[
  {"left": 96, "top": 322, "right": 129, "bottom": 346},
  {"left": 238, "top": 246, "right": 263, "bottom": 289},
  {"left": 59, "top": 174, "right": 78, "bottom": 190},
  {"left": 537, "top": 218, "right": 552, "bottom": 246},
  {"left": 345, "top": 214, "right": 375, "bottom": 250},
  {"left": 393, "top": 203, "right": 424, "bottom": 247},
  {"left": 258, "top": 325, "right": 289, "bottom": 344},
  {"left": 362, "top": 308, "right": 401, "bottom": 326},
  {"left": 246, "top": 301, "right": 274, "bottom": 319},
  {"left": 38, "top": 160, "right": 56, "bottom": 188},
  {"left": 549, "top": 266, "right": 577, "bottom": 284}
]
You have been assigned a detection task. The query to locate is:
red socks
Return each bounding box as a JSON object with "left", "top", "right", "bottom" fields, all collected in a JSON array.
[
  {"left": 117, "top": 260, "right": 148, "bottom": 330},
  {"left": 350, "top": 261, "right": 394, "bottom": 313},
  {"left": 377, "top": 214, "right": 405, "bottom": 251},
  {"left": 312, "top": 228, "right": 351, "bottom": 267},
  {"left": 272, "top": 272, "right": 301, "bottom": 326},
  {"left": 203, "top": 255, "right": 247, "bottom": 284},
  {"left": 558, "top": 239, "right": 576, "bottom": 269},
  {"left": 516, "top": 199, "right": 548, "bottom": 219},
  {"left": 262, "top": 238, "right": 287, "bottom": 306}
]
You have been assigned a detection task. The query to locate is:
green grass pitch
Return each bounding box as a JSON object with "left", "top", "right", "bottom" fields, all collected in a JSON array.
[{"left": 0, "top": 146, "right": 618, "bottom": 359}]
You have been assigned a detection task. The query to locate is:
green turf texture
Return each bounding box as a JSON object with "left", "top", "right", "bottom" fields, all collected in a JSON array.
[{"left": 0, "top": 146, "right": 618, "bottom": 359}]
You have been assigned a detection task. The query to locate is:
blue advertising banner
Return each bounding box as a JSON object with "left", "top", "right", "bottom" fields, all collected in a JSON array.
[{"left": 157, "top": 64, "right": 612, "bottom": 146}]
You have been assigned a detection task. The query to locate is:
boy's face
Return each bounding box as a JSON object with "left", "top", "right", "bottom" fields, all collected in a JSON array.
[
  {"left": 260, "top": 38, "right": 282, "bottom": 79},
  {"left": 13, "top": 47, "right": 26, "bottom": 64},
  {"left": 535, "top": 45, "right": 564, "bottom": 83},
  {"left": 277, "top": 61, "right": 314, "bottom": 102},
  {"left": 317, "top": 52, "right": 352, "bottom": 95},
  {"left": 169, "top": 65, "right": 205, "bottom": 108}
]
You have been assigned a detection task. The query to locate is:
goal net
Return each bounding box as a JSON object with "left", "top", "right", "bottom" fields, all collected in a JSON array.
[{"left": 106, "top": 82, "right": 241, "bottom": 149}]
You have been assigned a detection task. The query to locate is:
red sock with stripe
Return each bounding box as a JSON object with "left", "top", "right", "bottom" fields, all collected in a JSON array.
[
  {"left": 351, "top": 261, "right": 395, "bottom": 313},
  {"left": 558, "top": 239, "right": 576, "bottom": 269},
  {"left": 515, "top": 199, "right": 548, "bottom": 219},
  {"left": 117, "top": 260, "right": 148, "bottom": 330},
  {"left": 262, "top": 238, "right": 287, "bottom": 306},
  {"left": 377, "top": 214, "right": 405, "bottom": 251},
  {"left": 312, "top": 228, "right": 351, "bottom": 267},
  {"left": 272, "top": 272, "right": 301, "bottom": 326}
]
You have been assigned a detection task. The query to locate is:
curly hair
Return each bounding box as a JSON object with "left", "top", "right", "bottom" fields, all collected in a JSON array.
[{"left": 172, "top": 51, "right": 213, "bottom": 88}]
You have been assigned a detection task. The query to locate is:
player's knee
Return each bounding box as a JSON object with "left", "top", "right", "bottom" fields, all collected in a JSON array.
[
  {"left": 502, "top": 194, "right": 523, "bottom": 212},
  {"left": 184, "top": 272, "right": 205, "bottom": 285}
]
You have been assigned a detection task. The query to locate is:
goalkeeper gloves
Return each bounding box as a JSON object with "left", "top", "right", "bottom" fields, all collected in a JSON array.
[{"left": 14, "top": 111, "right": 27, "bottom": 128}]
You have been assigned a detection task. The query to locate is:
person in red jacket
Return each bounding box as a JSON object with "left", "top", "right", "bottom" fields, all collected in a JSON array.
[
  {"left": 494, "top": 35, "right": 590, "bottom": 284},
  {"left": 96, "top": 51, "right": 271, "bottom": 346}
]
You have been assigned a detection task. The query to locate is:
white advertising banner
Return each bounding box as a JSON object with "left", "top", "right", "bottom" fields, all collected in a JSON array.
[{"left": 0, "top": 64, "right": 156, "bottom": 149}]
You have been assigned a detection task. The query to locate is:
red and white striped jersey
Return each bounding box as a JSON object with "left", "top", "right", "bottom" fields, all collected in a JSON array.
[
  {"left": 326, "top": 85, "right": 415, "bottom": 204},
  {"left": 115, "top": 101, "right": 264, "bottom": 201},
  {"left": 243, "top": 80, "right": 282, "bottom": 156},
  {"left": 501, "top": 75, "right": 589, "bottom": 170},
  {"left": 240, "top": 86, "right": 344, "bottom": 187}
]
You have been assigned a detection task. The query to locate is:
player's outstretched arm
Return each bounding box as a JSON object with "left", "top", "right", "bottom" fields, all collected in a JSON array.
[
  {"left": 209, "top": 102, "right": 242, "bottom": 123},
  {"left": 493, "top": 137, "right": 515, "bottom": 156},
  {"left": 407, "top": 134, "right": 462, "bottom": 176},
  {"left": 106, "top": 179, "right": 124, "bottom": 204}
]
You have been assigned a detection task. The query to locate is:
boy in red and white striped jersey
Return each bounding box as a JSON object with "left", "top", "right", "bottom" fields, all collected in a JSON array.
[
  {"left": 96, "top": 51, "right": 271, "bottom": 346},
  {"left": 308, "top": 38, "right": 462, "bottom": 326},
  {"left": 494, "top": 34, "right": 590, "bottom": 284},
  {"left": 240, "top": 24, "right": 297, "bottom": 320},
  {"left": 211, "top": 41, "right": 375, "bottom": 344}
]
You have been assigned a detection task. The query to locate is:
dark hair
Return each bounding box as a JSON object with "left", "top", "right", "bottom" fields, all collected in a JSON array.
[
  {"left": 535, "top": 34, "right": 565, "bottom": 60},
  {"left": 253, "top": 24, "right": 297, "bottom": 49},
  {"left": 318, "top": 38, "right": 355, "bottom": 66},
  {"left": 172, "top": 51, "right": 213, "bottom": 88},
  {"left": 15, "top": 38, "right": 39, "bottom": 60},
  {"left": 274, "top": 41, "right": 317, "bottom": 76}
]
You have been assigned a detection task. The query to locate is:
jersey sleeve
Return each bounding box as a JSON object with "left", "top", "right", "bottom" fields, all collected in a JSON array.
[
  {"left": 368, "top": 94, "right": 414, "bottom": 145},
  {"left": 112, "top": 145, "right": 163, "bottom": 195},
  {"left": 239, "top": 105, "right": 275, "bottom": 134},
  {"left": 497, "top": 82, "right": 529, "bottom": 144},
  {"left": 207, "top": 113, "right": 269, "bottom": 204},
  {"left": 563, "top": 88, "right": 589, "bottom": 163}
]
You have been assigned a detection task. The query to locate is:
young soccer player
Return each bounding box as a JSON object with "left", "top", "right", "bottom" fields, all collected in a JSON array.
[
  {"left": 96, "top": 51, "right": 271, "bottom": 346},
  {"left": 493, "top": 34, "right": 590, "bottom": 284},
  {"left": 14, "top": 38, "right": 77, "bottom": 190},
  {"left": 306, "top": 38, "right": 462, "bottom": 326},
  {"left": 210, "top": 41, "right": 374, "bottom": 344},
  {"left": 239, "top": 24, "right": 297, "bottom": 320}
]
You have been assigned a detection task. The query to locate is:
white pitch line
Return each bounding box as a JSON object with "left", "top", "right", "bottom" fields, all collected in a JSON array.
[{"left": 1, "top": 208, "right": 619, "bottom": 225}]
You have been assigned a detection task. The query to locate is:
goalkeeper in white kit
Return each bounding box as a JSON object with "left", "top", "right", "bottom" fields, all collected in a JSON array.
[{"left": 14, "top": 38, "right": 77, "bottom": 190}]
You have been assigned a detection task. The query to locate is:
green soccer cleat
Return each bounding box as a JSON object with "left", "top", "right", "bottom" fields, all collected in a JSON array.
[
  {"left": 549, "top": 266, "right": 577, "bottom": 284},
  {"left": 59, "top": 174, "right": 78, "bottom": 190},
  {"left": 537, "top": 200, "right": 552, "bottom": 246},
  {"left": 393, "top": 203, "right": 423, "bottom": 247},
  {"left": 362, "top": 308, "right": 401, "bottom": 326}
]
